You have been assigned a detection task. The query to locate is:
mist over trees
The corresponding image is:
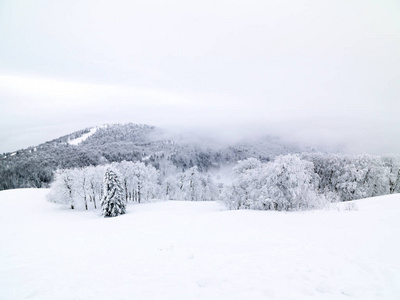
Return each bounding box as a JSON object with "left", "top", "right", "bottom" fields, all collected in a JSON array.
[
  {"left": 0, "top": 124, "right": 298, "bottom": 191},
  {"left": 3, "top": 124, "right": 400, "bottom": 212}
]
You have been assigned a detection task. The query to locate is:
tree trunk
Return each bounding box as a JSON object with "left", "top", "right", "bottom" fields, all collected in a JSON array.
[
  {"left": 92, "top": 195, "right": 97, "bottom": 209},
  {"left": 138, "top": 183, "right": 141, "bottom": 203},
  {"left": 124, "top": 180, "right": 128, "bottom": 202}
]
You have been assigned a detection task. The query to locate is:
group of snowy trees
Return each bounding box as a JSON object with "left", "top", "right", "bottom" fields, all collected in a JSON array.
[
  {"left": 162, "top": 166, "right": 218, "bottom": 201},
  {"left": 47, "top": 166, "right": 127, "bottom": 217},
  {"left": 221, "top": 155, "right": 327, "bottom": 211},
  {"left": 302, "top": 153, "right": 400, "bottom": 201},
  {"left": 47, "top": 161, "right": 218, "bottom": 212},
  {"left": 48, "top": 153, "right": 400, "bottom": 213},
  {"left": 222, "top": 154, "right": 400, "bottom": 211},
  {"left": 48, "top": 165, "right": 107, "bottom": 210}
]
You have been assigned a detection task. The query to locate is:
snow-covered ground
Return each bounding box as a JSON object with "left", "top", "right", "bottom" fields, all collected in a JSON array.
[{"left": 0, "top": 189, "right": 399, "bottom": 299}]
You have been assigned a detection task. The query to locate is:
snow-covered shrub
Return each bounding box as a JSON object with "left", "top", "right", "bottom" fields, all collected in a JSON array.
[
  {"left": 334, "top": 201, "right": 358, "bottom": 212},
  {"left": 343, "top": 202, "right": 358, "bottom": 211},
  {"left": 100, "top": 169, "right": 126, "bottom": 217}
]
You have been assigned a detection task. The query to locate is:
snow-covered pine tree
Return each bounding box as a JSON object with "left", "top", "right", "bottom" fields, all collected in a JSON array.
[{"left": 100, "top": 169, "right": 126, "bottom": 217}]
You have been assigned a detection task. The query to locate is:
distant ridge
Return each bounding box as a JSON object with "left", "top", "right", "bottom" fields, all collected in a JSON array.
[{"left": 0, "top": 123, "right": 302, "bottom": 190}]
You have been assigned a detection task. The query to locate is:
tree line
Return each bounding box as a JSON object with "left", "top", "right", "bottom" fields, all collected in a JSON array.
[
  {"left": 1, "top": 124, "right": 297, "bottom": 191},
  {"left": 47, "top": 161, "right": 218, "bottom": 210},
  {"left": 221, "top": 153, "right": 400, "bottom": 211},
  {"left": 48, "top": 153, "right": 400, "bottom": 212}
]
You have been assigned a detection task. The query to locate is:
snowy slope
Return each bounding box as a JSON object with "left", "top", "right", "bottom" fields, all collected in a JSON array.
[
  {"left": 68, "top": 126, "right": 99, "bottom": 145},
  {"left": 0, "top": 189, "right": 399, "bottom": 299}
]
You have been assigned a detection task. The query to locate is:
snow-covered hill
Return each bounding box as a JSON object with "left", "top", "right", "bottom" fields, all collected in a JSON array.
[
  {"left": 0, "top": 123, "right": 302, "bottom": 191},
  {"left": 67, "top": 126, "right": 105, "bottom": 145},
  {"left": 1, "top": 189, "right": 399, "bottom": 299}
]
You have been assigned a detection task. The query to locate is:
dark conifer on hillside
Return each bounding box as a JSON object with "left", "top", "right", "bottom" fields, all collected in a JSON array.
[{"left": 100, "top": 169, "right": 126, "bottom": 217}]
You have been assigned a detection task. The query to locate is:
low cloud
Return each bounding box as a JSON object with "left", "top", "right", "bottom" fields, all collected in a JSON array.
[{"left": 0, "top": 0, "right": 399, "bottom": 154}]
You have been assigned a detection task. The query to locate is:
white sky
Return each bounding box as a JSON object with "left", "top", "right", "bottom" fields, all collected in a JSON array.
[{"left": 1, "top": 0, "right": 399, "bottom": 154}]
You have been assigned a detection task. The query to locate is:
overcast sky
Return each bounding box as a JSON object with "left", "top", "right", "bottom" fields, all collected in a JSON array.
[{"left": 1, "top": 0, "right": 399, "bottom": 154}]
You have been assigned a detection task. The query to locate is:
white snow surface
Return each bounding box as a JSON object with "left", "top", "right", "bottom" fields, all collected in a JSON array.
[
  {"left": 0, "top": 189, "right": 399, "bottom": 299},
  {"left": 68, "top": 127, "right": 98, "bottom": 145}
]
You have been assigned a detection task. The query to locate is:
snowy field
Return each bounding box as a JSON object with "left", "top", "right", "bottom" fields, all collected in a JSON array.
[{"left": 1, "top": 189, "right": 400, "bottom": 299}]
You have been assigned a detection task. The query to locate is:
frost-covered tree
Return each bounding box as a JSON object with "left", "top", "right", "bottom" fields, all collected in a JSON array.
[
  {"left": 225, "top": 158, "right": 263, "bottom": 209},
  {"left": 100, "top": 169, "right": 126, "bottom": 217},
  {"left": 382, "top": 154, "right": 400, "bottom": 194},
  {"left": 257, "top": 155, "right": 325, "bottom": 211},
  {"left": 130, "top": 162, "right": 159, "bottom": 203},
  {"left": 162, "top": 175, "right": 179, "bottom": 200},
  {"left": 112, "top": 161, "right": 132, "bottom": 202},
  {"left": 49, "top": 166, "right": 106, "bottom": 210},
  {"left": 219, "top": 184, "right": 239, "bottom": 210},
  {"left": 302, "top": 153, "right": 392, "bottom": 201},
  {"left": 86, "top": 165, "right": 105, "bottom": 209},
  {"left": 184, "top": 166, "right": 202, "bottom": 201},
  {"left": 168, "top": 166, "right": 218, "bottom": 201},
  {"left": 47, "top": 169, "right": 76, "bottom": 209},
  {"left": 354, "top": 155, "right": 389, "bottom": 198},
  {"left": 114, "top": 161, "right": 160, "bottom": 203},
  {"left": 221, "top": 155, "right": 327, "bottom": 211},
  {"left": 141, "top": 163, "right": 160, "bottom": 202},
  {"left": 158, "top": 158, "right": 178, "bottom": 181},
  {"left": 202, "top": 174, "right": 218, "bottom": 201},
  {"left": 73, "top": 167, "right": 89, "bottom": 210}
]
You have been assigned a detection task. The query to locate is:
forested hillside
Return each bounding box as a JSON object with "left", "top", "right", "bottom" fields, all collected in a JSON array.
[{"left": 0, "top": 123, "right": 300, "bottom": 190}]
